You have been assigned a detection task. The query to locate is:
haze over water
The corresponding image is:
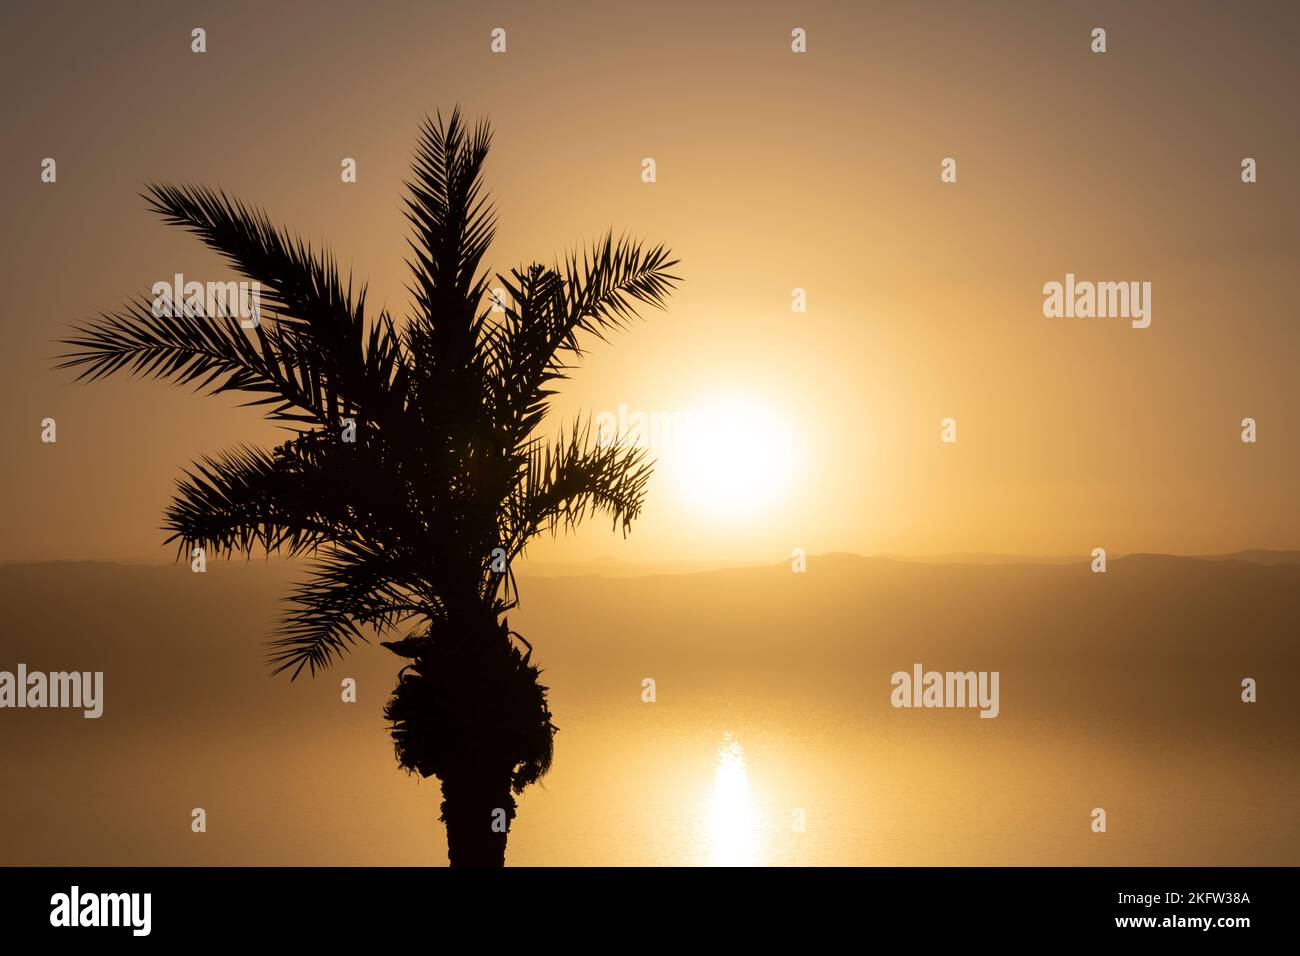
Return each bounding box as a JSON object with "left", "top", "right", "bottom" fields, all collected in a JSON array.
[{"left": 2, "top": 556, "right": 1293, "bottom": 866}]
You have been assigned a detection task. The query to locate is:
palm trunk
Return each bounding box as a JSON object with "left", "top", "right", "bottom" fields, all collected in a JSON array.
[
  {"left": 440, "top": 772, "right": 516, "bottom": 867},
  {"left": 384, "top": 612, "right": 555, "bottom": 868}
]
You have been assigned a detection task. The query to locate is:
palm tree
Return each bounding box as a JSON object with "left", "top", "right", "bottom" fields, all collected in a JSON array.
[{"left": 57, "top": 109, "right": 680, "bottom": 866}]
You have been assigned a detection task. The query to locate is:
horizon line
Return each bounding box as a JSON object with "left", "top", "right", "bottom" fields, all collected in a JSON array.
[{"left": 3, "top": 547, "right": 1298, "bottom": 577}]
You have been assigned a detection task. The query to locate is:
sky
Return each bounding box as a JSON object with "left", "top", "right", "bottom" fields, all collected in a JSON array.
[{"left": 3, "top": 0, "right": 1298, "bottom": 565}]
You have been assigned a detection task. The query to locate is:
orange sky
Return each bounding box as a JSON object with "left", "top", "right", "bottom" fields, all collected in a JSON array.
[{"left": 3, "top": 0, "right": 1298, "bottom": 564}]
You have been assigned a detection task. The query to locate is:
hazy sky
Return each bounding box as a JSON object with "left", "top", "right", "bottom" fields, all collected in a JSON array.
[{"left": 3, "top": 0, "right": 1298, "bottom": 563}]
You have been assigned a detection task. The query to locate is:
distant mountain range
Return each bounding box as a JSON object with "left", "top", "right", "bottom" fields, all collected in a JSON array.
[
  {"left": 7, "top": 548, "right": 1299, "bottom": 577},
  {"left": 515, "top": 548, "right": 1300, "bottom": 578}
]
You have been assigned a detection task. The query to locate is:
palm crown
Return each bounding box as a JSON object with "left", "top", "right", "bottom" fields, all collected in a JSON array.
[{"left": 58, "top": 109, "right": 680, "bottom": 865}]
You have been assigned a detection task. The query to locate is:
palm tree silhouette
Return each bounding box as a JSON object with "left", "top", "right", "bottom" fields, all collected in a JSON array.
[{"left": 57, "top": 109, "right": 680, "bottom": 866}]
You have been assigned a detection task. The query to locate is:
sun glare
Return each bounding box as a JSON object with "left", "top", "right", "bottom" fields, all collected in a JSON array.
[
  {"left": 709, "top": 732, "right": 757, "bottom": 866},
  {"left": 665, "top": 397, "right": 796, "bottom": 518}
]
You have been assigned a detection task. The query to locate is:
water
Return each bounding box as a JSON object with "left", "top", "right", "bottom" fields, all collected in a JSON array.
[{"left": 2, "top": 560, "right": 1296, "bottom": 866}]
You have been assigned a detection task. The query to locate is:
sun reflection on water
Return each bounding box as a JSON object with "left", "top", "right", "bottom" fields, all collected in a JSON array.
[{"left": 709, "top": 731, "right": 757, "bottom": 866}]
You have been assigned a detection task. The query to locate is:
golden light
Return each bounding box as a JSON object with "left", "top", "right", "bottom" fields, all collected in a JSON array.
[
  {"left": 709, "top": 732, "right": 757, "bottom": 866},
  {"left": 665, "top": 396, "right": 797, "bottom": 519}
]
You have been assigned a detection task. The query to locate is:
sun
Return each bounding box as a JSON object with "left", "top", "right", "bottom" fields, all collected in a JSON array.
[{"left": 663, "top": 395, "right": 797, "bottom": 519}]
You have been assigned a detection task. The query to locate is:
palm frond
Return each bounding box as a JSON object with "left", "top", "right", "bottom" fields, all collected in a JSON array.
[
  {"left": 143, "top": 183, "right": 364, "bottom": 342},
  {"left": 163, "top": 443, "right": 341, "bottom": 559},
  {"left": 484, "top": 235, "right": 680, "bottom": 442},
  {"left": 56, "top": 296, "right": 335, "bottom": 424},
  {"left": 561, "top": 232, "right": 681, "bottom": 340},
  {"left": 267, "top": 540, "right": 429, "bottom": 680},
  {"left": 501, "top": 416, "right": 653, "bottom": 557},
  {"left": 57, "top": 110, "right": 681, "bottom": 695},
  {"left": 403, "top": 108, "right": 497, "bottom": 350},
  {"left": 144, "top": 182, "right": 409, "bottom": 422}
]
